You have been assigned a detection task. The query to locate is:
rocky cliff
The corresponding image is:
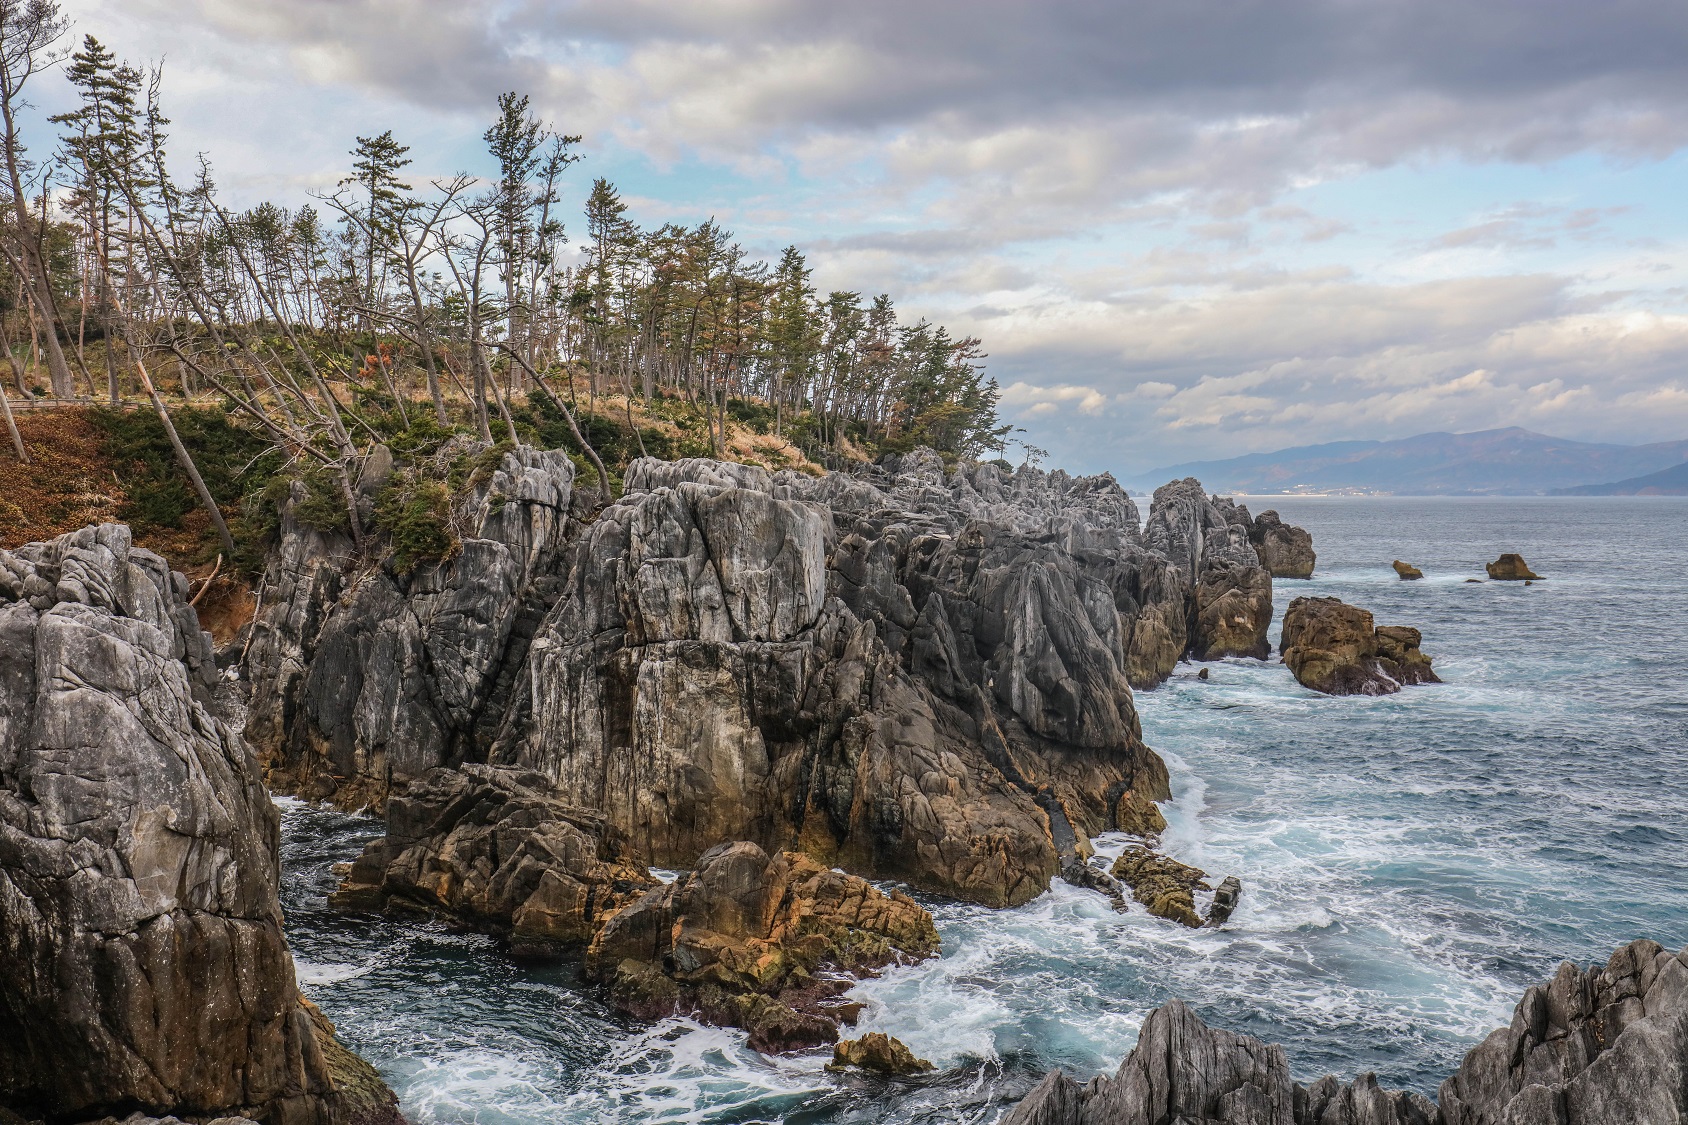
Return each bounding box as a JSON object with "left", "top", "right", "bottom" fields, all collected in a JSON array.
[
  {"left": 0, "top": 525, "right": 397, "bottom": 1124},
  {"left": 1003, "top": 939, "right": 1688, "bottom": 1125},
  {"left": 245, "top": 449, "right": 1296, "bottom": 909}
]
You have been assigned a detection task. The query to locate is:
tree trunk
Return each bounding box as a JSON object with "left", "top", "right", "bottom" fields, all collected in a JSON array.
[{"left": 135, "top": 356, "right": 235, "bottom": 556}]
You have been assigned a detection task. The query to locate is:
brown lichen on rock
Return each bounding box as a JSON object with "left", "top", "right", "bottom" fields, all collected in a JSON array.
[{"left": 827, "top": 1033, "right": 935, "bottom": 1075}]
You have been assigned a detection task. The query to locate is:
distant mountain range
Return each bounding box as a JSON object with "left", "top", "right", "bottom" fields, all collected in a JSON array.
[
  {"left": 1130, "top": 428, "right": 1688, "bottom": 496},
  {"left": 1551, "top": 459, "right": 1688, "bottom": 496},
  {"left": 1127, "top": 425, "right": 1688, "bottom": 496}
]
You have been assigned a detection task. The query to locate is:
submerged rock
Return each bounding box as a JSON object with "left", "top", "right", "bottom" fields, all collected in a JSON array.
[
  {"left": 1394, "top": 560, "right": 1425, "bottom": 580},
  {"left": 1281, "top": 596, "right": 1441, "bottom": 696},
  {"left": 1250, "top": 510, "right": 1316, "bottom": 579},
  {"left": 585, "top": 841, "right": 939, "bottom": 1052},
  {"left": 1485, "top": 553, "right": 1541, "bottom": 581},
  {"left": 0, "top": 525, "right": 397, "bottom": 1125},
  {"left": 827, "top": 1033, "right": 935, "bottom": 1075},
  {"left": 1004, "top": 939, "right": 1688, "bottom": 1125}
]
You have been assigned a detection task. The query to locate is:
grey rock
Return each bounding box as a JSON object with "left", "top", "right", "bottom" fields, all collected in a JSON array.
[
  {"left": 1144, "top": 478, "right": 1275, "bottom": 661},
  {"left": 0, "top": 525, "right": 398, "bottom": 1124},
  {"left": 1250, "top": 510, "right": 1316, "bottom": 579},
  {"left": 246, "top": 447, "right": 573, "bottom": 808}
]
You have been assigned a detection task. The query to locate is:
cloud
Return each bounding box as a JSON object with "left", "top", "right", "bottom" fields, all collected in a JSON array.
[{"left": 60, "top": 0, "right": 1688, "bottom": 472}]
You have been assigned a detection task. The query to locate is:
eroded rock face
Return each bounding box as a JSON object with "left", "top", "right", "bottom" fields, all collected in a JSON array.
[
  {"left": 1485, "top": 553, "right": 1541, "bottom": 581},
  {"left": 0, "top": 525, "right": 397, "bottom": 1125},
  {"left": 246, "top": 447, "right": 575, "bottom": 809},
  {"left": 585, "top": 841, "right": 939, "bottom": 1052},
  {"left": 828, "top": 1033, "right": 934, "bottom": 1075},
  {"left": 1110, "top": 846, "right": 1212, "bottom": 928},
  {"left": 327, "top": 765, "right": 657, "bottom": 957},
  {"left": 1281, "top": 597, "right": 1440, "bottom": 696},
  {"left": 494, "top": 462, "right": 1171, "bottom": 907},
  {"left": 1249, "top": 510, "right": 1315, "bottom": 579},
  {"left": 252, "top": 448, "right": 1295, "bottom": 909},
  {"left": 1006, "top": 940, "right": 1688, "bottom": 1125},
  {"left": 1144, "top": 479, "right": 1274, "bottom": 661}
]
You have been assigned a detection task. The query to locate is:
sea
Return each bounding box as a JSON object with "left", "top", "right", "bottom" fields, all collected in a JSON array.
[{"left": 278, "top": 496, "right": 1688, "bottom": 1123}]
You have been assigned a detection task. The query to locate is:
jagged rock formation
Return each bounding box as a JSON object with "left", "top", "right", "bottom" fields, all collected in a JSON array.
[
  {"left": 245, "top": 446, "right": 575, "bottom": 809},
  {"left": 1486, "top": 553, "right": 1542, "bottom": 581},
  {"left": 584, "top": 840, "right": 939, "bottom": 1052},
  {"left": 248, "top": 448, "right": 1304, "bottom": 909},
  {"left": 489, "top": 454, "right": 1172, "bottom": 907},
  {"left": 0, "top": 525, "right": 397, "bottom": 1125},
  {"left": 1144, "top": 480, "right": 1274, "bottom": 660},
  {"left": 828, "top": 1033, "right": 935, "bottom": 1075},
  {"left": 1394, "top": 560, "right": 1425, "bottom": 580},
  {"left": 1250, "top": 510, "right": 1316, "bottom": 579},
  {"left": 327, "top": 764, "right": 657, "bottom": 957},
  {"left": 1437, "top": 939, "right": 1688, "bottom": 1124},
  {"left": 1281, "top": 597, "right": 1440, "bottom": 696},
  {"left": 1005, "top": 940, "right": 1688, "bottom": 1125}
]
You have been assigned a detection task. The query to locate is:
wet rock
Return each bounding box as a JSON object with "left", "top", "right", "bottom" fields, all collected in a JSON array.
[
  {"left": 0, "top": 525, "right": 397, "bottom": 1124},
  {"left": 827, "top": 1033, "right": 935, "bottom": 1075},
  {"left": 1393, "top": 560, "right": 1424, "bottom": 580},
  {"left": 1198, "top": 667, "right": 1210, "bottom": 681},
  {"left": 1250, "top": 510, "right": 1316, "bottom": 579},
  {"left": 1191, "top": 558, "right": 1274, "bottom": 661},
  {"left": 1110, "top": 845, "right": 1211, "bottom": 928},
  {"left": 1207, "top": 876, "right": 1243, "bottom": 927},
  {"left": 1115, "top": 789, "right": 1170, "bottom": 837},
  {"left": 328, "top": 765, "right": 657, "bottom": 957},
  {"left": 1060, "top": 857, "right": 1129, "bottom": 912},
  {"left": 1485, "top": 553, "right": 1541, "bottom": 581},
  {"left": 1281, "top": 597, "right": 1440, "bottom": 696},
  {"left": 585, "top": 841, "right": 939, "bottom": 1052}
]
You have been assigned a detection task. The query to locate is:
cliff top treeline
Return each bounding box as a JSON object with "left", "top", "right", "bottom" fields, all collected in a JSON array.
[{"left": 0, "top": 5, "right": 1012, "bottom": 566}]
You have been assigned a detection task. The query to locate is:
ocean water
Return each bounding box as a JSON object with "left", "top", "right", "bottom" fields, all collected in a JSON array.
[{"left": 279, "top": 497, "right": 1688, "bottom": 1123}]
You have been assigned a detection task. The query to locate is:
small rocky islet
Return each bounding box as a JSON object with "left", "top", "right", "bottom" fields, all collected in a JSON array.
[{"left": 1, "top": 447, "right": 1676, "bottom": 1124}]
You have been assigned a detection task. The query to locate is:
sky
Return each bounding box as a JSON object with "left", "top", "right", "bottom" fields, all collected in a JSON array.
[{"left": 39, "top": 0, "right": 1688, "bottom": 474}]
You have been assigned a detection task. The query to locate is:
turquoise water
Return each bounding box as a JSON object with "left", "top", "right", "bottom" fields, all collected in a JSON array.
[{"left": 280, "top": 497, "right": 1688, "bottom": 1122}]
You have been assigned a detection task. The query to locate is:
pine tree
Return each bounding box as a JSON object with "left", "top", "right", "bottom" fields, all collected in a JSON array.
[{"left": 340, "top": 130, "right": 411, "bottom": 321}]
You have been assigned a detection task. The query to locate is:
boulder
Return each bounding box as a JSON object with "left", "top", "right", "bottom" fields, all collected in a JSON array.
[
  {"left": 1280, "top": 597, "right": 1440, "bottom": 696},
  {"left": 1110, "top": 845, "right": 1211, "bottom": 928},
  {"left": 1485, "top": 553, "right": 1541, "bottom": 581},
  {"left": 1250, "top": 510, "right": 1316, "bottom": 579},
  {"left": 585, "top": 841, "right": 940, "bottom": 1052},
  {"left": 1393, "top": 560, "right": 1424, "bottom": 580},
  {"left": 1004, "top": 940, "right": 1688, "bottom": 1125},
  {"left": 1208, "top": 876, "right": 1243, "bottom": 927},
  {"left": 328, "top": 765, "right": 657, "bottom": 957},
  {"left": 827, "top": 1033, "right": 935, "bottom": 1075},
  {"left": 0, "top": 525, "right": 397, "bottom": 1124}
]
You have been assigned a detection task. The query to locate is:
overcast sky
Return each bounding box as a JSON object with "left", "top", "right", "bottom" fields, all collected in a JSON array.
[{"left": 49, "top": 0, "right": 1688, "bottom": 472}]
